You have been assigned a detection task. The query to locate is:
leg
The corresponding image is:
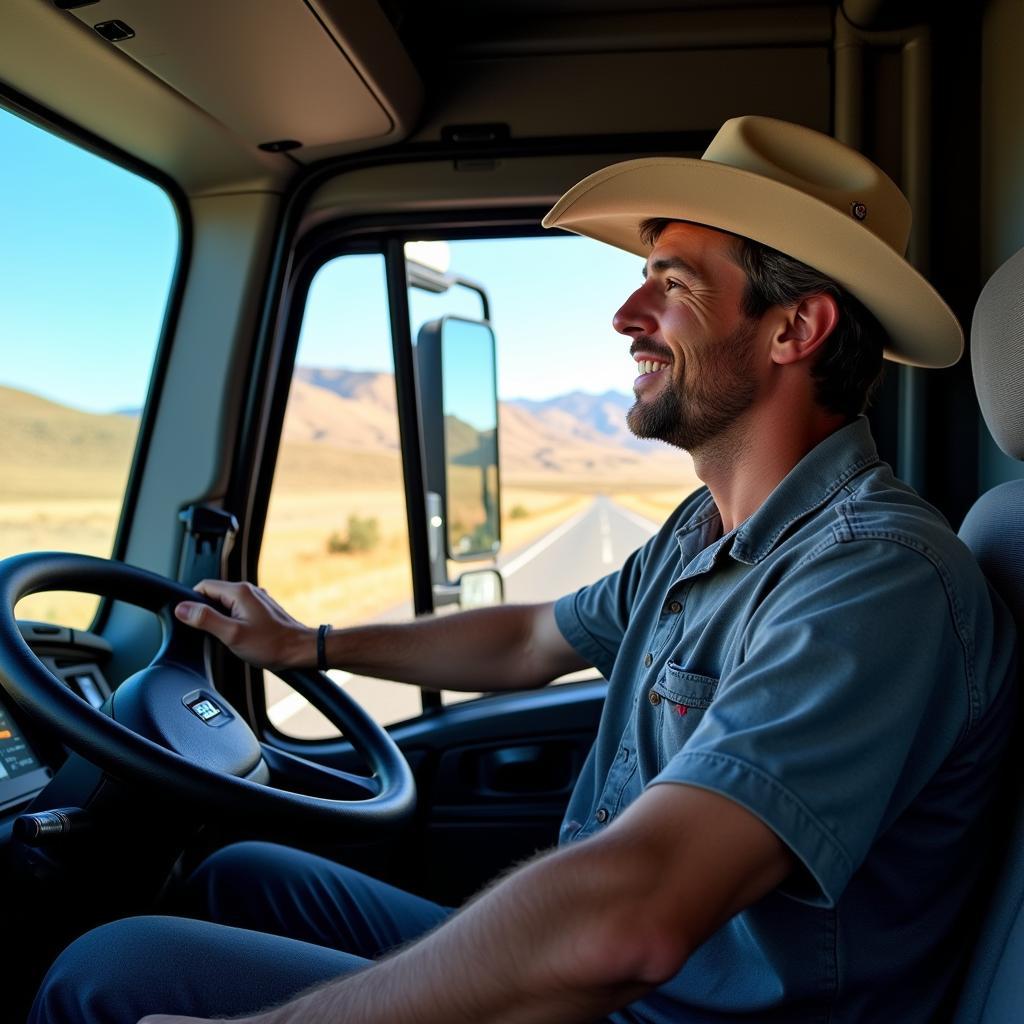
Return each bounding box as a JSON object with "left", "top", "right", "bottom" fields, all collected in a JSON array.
[
  {"left": 28, "top": 916, "right": 366, "bottom": 1024},
  {"left": 184, "top": 841, "right": 453, "bottom": 956}
]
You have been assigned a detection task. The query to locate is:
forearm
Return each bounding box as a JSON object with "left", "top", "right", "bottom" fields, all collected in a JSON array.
[
  {"left": 319, "top": 603, "right": 586, "bottom": 692},
  {"left": 258, "top": 838, "right": 665, "bottom": 1024}
]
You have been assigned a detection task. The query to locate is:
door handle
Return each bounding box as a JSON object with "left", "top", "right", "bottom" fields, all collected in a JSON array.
[{"left": 478, "top": 744, "right": 574, "bottom": 795}]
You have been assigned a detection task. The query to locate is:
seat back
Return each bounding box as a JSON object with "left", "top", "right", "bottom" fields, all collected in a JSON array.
[{"left": 954, "top": 246, "right": 1024, "bottom": 1023}]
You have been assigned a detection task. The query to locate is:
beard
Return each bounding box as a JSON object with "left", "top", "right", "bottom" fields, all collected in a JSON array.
[{"left": 627, "top": 318, "right": 759, "bottom": 453}]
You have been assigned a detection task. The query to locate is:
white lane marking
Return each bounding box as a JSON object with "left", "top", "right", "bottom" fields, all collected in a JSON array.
[
  {"left": 500, "top": 504, "right": 593, "bottom": 577},
  {"left": 268, "top": 668, "right": 353, "bottom": 724},
  {"left": 609, "top": 502, "right": 661, "bottom": 534},
  {"left": 599, "top": 508, "right": 614, "bottom": 564}
]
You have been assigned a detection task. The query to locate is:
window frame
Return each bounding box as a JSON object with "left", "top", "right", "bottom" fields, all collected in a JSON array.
[
  {"left": 242, "top": 214, "right": 559, "bottom": 741},
  {"left": 223, "top": 127, "right": 714, "bottom": 748}
]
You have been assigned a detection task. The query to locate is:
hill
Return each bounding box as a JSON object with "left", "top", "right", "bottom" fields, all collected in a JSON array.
[
  {"left": 0, "top": 370, "right": 699, "bottom": 501},
  {"left": 284, "top": 367, "right": 696, "bottom": 486},
  {"left": 0, "top": 386, "right": 138, "bottom": 499}
]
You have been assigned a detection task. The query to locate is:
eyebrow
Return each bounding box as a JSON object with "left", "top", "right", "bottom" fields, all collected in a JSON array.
[{"left": 641, "top": 255, "right": 706, "bottom": 283}]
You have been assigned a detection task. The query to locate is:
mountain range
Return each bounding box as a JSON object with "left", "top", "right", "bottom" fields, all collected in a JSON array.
[
  {"left": 288, "top": 368, "right": 694, "bottom": 484},
  {"left": 1, "top": 368, "right": 696, "bottom": 496}
]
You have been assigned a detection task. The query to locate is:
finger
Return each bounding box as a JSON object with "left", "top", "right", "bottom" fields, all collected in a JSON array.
[
  {"left": 174, "top": 601, "right": 238, "bottom": 644},
  {"left": 192, "top": 578, "right": 245, "bottom": 609}
]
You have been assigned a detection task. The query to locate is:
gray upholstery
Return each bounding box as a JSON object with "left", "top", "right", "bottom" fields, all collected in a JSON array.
[
  {"left": 971, "top": 245, "right": 1024, "bottom": 458},
  {"left": 956, "top": 486, "right": 1024, "bottom": 1023},
  {"left": 954, "top": 246, "right": 1024, "bottom": 1022}
]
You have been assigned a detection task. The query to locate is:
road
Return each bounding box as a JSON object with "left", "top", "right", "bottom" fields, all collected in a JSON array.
[{"left": 266, "top": 495, "right": 659, "bottom": 738}]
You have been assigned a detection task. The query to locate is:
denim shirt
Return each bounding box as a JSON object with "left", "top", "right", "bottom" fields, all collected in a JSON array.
[{"left": 554, "top": 418, "right": 1017, "bottom": 1023}]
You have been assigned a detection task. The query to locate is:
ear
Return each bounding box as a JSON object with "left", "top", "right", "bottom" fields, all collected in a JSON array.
[{"left": 770, "top": 293, "right": 839, "bottom": 366}]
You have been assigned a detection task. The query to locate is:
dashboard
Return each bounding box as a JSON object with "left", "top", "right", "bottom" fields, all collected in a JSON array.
[{"left": 0, "top": 621, "right": 114, "bottom": 815}]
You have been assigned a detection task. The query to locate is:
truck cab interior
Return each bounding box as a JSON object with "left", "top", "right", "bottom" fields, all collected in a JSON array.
[{"left": 1, "top": 0, "right": 1023, "bottom": 1020}]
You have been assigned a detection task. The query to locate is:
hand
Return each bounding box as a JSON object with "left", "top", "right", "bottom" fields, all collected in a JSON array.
[{"left": 175, "top": 580, "right": 316, "bottom": 671}]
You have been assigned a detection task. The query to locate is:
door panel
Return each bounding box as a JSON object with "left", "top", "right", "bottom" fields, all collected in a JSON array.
[{"left": 268, "top": 678, "right": 605, "bottom": 904}]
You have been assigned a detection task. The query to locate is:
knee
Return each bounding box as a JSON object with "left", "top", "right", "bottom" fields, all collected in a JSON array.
[
  {"left": 185, "top": 841, "right": 295, "bottom": 922},
  {"left": 30, "top": 919, "right": 156, "bottom": 1024}
]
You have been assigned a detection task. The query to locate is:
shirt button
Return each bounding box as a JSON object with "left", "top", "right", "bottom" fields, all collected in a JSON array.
[
  {"left": 620, "top": 746, "right": 629, "bottom": 761},
  {"left": 595, "top": 808, "right": 609, "bottom": 823},
  {"left": 668, "top": 600, "right": 682, "bottom": 614},
  {"left": 644, "top": 653, "right": 653, "bottom": 667},
  {"left": 648, "top": 690, "right": 661, "bottom": 706}
]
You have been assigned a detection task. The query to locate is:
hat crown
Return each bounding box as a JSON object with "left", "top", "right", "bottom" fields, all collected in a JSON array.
[{"left": 704, "top": 116, "right": 911, "bottom": 255}]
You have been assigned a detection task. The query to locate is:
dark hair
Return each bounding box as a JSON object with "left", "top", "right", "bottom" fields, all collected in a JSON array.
[{"left": 638, "top": 218, "right": 886, "bottom": 419}]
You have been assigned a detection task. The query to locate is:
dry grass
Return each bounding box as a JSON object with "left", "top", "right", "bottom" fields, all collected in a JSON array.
[
  {"left": 0, "top": 498, "right": 121, "bottom": 626},
  {"left": 2, "top": 428, "right": 680, "bottom": 632},
  {"left": 609, "top": 485, "right": 702, "bottom": 524}
]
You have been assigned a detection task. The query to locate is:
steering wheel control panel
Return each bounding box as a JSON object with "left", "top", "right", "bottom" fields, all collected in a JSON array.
[
  {"left": 0, "top": 704, "right": 49, "bottom": 812},
  {"left": 0, "top": 621, "right": 116, "bottom": 814}
]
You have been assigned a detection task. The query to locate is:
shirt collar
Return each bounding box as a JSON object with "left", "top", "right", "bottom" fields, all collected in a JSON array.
[
  {"left": 730, "top": 417, "right": 880, "bottom": 565},
  {"left": 673, "top": 417, "right": 881, "bottom": 569}
]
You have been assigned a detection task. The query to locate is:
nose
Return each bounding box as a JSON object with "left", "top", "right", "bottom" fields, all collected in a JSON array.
[{"left": 613, "top": 285, "right": 657, "bottom": 338}]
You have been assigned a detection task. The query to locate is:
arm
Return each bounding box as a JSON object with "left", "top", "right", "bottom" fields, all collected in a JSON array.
[
  {"left": 142, "top": 783, "right": 794, "bottom": 1024},
  {"left": 175, "top": 581, "right": 588, "bottom": 692}
]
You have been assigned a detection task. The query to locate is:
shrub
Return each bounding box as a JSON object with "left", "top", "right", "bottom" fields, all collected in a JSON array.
[
  {"left": 327, "top": 514, "right": 380, "bottom": 554},
  {"left": 509, "top": 504, "right": 529, "bottom": 520}
]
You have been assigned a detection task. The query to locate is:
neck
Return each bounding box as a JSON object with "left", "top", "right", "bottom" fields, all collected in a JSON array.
[{"left": 691, "top": 401, "right": 848, "bottom": 534}]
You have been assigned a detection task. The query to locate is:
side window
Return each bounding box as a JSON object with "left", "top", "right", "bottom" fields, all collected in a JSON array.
[
  {"left": 262, "top": 236, "right": 702, "bottom": 737},
  {"left": 260, "top": 254, "right": 420, "bottom": 737},
  {"left": 405, "top": 237, "right": 702, "bottom": 708},
  {"left": 0, "top": 108, "right": 178, "bottom": 629}
]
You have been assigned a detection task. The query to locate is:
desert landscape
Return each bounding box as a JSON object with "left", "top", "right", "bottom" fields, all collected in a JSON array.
[{"left": 1, "top": 371, "right": 700, "bottom": 638}]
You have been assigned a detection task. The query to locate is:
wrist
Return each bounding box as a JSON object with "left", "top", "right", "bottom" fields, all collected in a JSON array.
[{"left": 283, "top": 625, "right": 318, "bottom": 670}]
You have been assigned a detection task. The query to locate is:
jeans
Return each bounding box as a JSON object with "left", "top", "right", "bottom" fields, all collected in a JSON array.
[{"left": 28, "top": 841, "right": 454, "bottom": 1024}]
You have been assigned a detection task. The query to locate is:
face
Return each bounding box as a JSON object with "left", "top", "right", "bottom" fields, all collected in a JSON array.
[{"left": 612, "top": 222, "right": 762, "bottom": 453}]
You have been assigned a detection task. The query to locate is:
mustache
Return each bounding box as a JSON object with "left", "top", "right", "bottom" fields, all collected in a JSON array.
[{"left": 629, "top": 337, "right": 674, "bottom": 362}]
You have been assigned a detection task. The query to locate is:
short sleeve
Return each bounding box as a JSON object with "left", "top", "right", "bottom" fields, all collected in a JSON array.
[
  {"left": 554, "top": 541, "right": 651, "bottom": 679},
  {"left": 652, "top": 536, "right": 972, "bottom": 907}
]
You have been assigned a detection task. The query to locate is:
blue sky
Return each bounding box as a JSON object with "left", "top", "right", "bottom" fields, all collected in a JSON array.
[
  {"left": 1, "top": 105, "right": 644, "bottom": 414},
  {"left": 0, "top": 107, "right": 179, "bottom": 414}
]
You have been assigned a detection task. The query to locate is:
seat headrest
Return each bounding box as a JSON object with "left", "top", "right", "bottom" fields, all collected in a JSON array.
[{"left": 972, "top": 246, "right": 1024, "bottom": 460}]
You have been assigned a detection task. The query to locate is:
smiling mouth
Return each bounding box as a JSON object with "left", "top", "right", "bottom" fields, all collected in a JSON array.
[{"left": 634, "top": 357, "right": 670, "bottom": 381}]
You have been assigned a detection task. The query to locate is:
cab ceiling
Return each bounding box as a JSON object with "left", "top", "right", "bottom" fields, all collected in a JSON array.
[{"left": 1, "top": 0, "right": 834, "bottom": 197}]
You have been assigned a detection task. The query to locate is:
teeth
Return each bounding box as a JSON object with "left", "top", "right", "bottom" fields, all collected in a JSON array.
[{"left": 635, "top": 359, "right": 666, "bottom": 376}]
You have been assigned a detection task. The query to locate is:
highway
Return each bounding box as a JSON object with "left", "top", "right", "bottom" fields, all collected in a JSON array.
[{"left": 265, "top": 495, "right": 659, "bottom": 738}]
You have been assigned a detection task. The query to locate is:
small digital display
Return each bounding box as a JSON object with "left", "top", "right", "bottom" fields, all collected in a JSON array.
[
  {"left": 189, "top": 698, "right": 222, "bottom": 722},
  {"left": 0, "top": 706, "right": 42, "bottom": 781}
]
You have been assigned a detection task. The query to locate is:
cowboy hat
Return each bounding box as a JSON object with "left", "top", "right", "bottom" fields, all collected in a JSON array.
[{"left": 542, "top": 116, "right": 962, "bottom": 368}]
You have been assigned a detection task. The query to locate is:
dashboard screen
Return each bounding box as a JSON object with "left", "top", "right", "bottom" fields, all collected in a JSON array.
[{"left": 0, "top": 705, "right": 42, "bottom": 781}]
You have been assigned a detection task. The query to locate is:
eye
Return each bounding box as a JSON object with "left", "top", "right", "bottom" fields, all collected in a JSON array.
[{"left": 665, "top": 277, "right": 685, "bottom": 293}]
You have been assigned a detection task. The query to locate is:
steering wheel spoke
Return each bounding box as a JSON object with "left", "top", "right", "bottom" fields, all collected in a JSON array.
[{"left": 259, "top": 743, "right": 380, "bottom": 801}]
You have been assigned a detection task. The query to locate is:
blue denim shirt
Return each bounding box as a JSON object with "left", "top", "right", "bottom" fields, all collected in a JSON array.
[{"left": 554, "top": 418, "right": 1017, "bottom": 1023}]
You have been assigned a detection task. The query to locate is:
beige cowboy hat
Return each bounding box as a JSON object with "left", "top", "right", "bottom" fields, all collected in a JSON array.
[{"left": 542, "top": 116, "right": 962, "bottom": 368}]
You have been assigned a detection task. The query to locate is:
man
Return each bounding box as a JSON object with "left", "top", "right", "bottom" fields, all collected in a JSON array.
[{"left": 31, "top": 117, "right": 1015, "bottom": 1023}]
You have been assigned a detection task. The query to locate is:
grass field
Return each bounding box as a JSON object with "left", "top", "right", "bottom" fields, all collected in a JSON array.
[
  {"left": 609, "top": 485, "right": 702, "bottom": 524},
  {"left": 3, "top": 416, "right": 698, "bottom": 635},
  {"left": 4, "top": 478, "right": 686, "bottom": 630}
]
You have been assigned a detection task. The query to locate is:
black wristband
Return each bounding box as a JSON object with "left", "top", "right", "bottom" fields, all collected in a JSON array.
[{"left": 316, "top": 624, "right": 331, "bottom": 672}]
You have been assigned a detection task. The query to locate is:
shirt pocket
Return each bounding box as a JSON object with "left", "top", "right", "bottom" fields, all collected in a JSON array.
[{"left": 651, "top": 663, "right": 720, "bottom": 768}]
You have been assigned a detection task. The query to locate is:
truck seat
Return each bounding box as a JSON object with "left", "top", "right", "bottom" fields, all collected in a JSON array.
[{"left": 955, "top": 245, "right": 1024, "bottom": 1022}]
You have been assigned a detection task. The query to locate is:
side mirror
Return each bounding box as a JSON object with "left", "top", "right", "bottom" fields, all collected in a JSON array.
[{"left": 417, "top": 316, "right": 501, "bottom": 562}]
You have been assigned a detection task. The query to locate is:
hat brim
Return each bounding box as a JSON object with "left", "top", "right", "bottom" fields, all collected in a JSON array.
[{"left": 542, "top": 158, "right": 963, "bottom": 369}]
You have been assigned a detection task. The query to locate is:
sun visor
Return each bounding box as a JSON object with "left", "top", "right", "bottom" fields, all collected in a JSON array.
[{"left": 61, "top": 0, "right": 422, "bottom": 160}]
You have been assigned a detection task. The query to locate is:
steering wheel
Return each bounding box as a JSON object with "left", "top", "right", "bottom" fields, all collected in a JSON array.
[{"left": 0, "top": 552, "right": 416, "bottom": 834}]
